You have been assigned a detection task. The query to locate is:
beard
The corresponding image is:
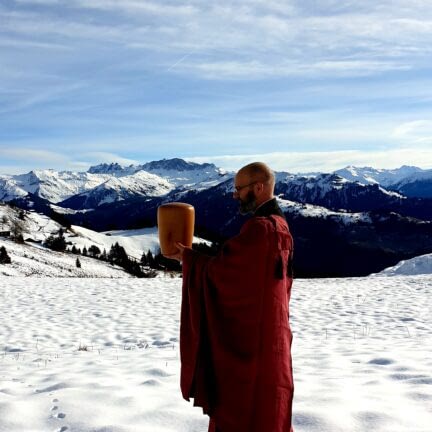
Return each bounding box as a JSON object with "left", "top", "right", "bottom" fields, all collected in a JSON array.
[{"left": 238, "top": 190, "right": 257, "bottom": 215}]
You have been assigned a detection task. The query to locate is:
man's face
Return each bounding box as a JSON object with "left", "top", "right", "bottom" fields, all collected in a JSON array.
[{"left": 233, "top": 173, "right": 258, "bottom": 215}]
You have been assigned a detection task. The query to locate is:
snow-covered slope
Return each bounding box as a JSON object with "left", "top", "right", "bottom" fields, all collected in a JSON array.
[
  {"left": 0, "top": 204, "right": 158, "bottom": 261},
  {"left": 0, "top": 203, "right": 210, "bottom": 276},
  {"left": 0, "top": 238, "right": 130, "bottom": 277},
  {"left": 0, "top": 203, "right": 60, "bottom": 242},
  {"left": 69, "top": 226, "right": 161, "bottom": 260},
  {"left": 375, "top": 253, "right": 432, "bottom": 276},
  {"left": 277, "top": 197, "right": 372, "bottom": 225}
]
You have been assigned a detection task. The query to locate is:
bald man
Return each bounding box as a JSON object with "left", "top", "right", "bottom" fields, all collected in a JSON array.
[{"left": 169, "top": 162, "right": 294, "bottom": 432}]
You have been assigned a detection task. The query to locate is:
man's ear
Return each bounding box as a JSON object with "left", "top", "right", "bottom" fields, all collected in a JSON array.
[{"left": 255, "top": 182, "right": 264, "bottom": 195}]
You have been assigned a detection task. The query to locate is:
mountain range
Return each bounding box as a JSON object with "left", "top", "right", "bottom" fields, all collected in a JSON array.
[{"left": 2, "top": 158, "right": 432, "bottom": 277}]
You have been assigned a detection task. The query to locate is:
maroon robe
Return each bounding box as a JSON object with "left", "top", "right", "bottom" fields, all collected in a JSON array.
[{"left": 180, "top": 214, "right": 294, "bottom": 432}]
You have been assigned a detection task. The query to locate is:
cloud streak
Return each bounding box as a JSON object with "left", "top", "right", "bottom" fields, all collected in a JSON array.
[{"left": 186, "top": 148, "right": 432, "bottom": 173}]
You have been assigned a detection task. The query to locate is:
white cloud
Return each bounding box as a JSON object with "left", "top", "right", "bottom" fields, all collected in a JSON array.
[
  {"left": 392, "top": 120, "right": 432, "bottom": 144},
  {"left": 186, "top": 149, "right": 432, "bottom": 173},
  {"left": 0, "top": 148, "right": 68, "bottom": 164},
  {"left": 182, "top": 59, "right": 411, "bottom": 80},
  {"left": 81, "top": 152, "right": 139, "bottom": 166}
]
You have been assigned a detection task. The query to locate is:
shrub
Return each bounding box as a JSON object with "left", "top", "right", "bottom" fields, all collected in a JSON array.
[
  {"left": 44, "top": 229, "right": 67, "bottom": 252},
  {"left": 0, "top": 246, "right": 11, "bottom": 264}
]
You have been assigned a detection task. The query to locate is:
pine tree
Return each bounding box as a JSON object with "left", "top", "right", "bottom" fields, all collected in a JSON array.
[
  {"left": 140, "top": 251, "right": 148, "bottom": 266},
  {"left": 82, "top": 246, "right": 88, "bottom": 256},
  {"left": 0, "top": 246, "right": 11, "bottom": 264},
  {"left": 146, "top": 250, "right": 155, "bottom": 268},
  {"left": 88, "top": 245, "right": 101, "bottom": 257},
  {"left": 44, "top": 229, "right": 66, "bottom": 251},
  {"left": 76, "top": 257, "right": 81, "bottom": 268},
  {"left": 108, "top": 242, "right": 128, "bottom": 267}
]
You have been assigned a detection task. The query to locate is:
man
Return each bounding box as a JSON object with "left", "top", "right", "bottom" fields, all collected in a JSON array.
[{"left": 168, "top": 162, "right": 294, "bottom": 432}]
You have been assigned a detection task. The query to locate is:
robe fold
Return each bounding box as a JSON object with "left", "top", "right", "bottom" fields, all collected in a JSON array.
[{"left": 180, "top": 212, "right": 294, "bottom": 432}]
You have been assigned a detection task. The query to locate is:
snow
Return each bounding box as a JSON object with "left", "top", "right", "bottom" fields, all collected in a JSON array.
[
  {"left": 8, "top": 170, "right": 112, "bottom": 203},
  {"left": 375, "top": 253, "right": 432, "bottom": 276},
  {"left": 71, "top": 171, "right": 174, "bottom": 207},
  {"left": 0, "top": 238, "right": 129, "bottom": 277},
  {"left": 334, "top": 165, "right": 428, "bottom": 188},
  {"left": 0, "top": 204, "right": 209, "bottom": 273},
  {"left": 0, "top": 275, "right": 431, "bottom": 431},
  {"left": 69, "top": 226, "right": 209, "bottom": 260},
  {"left": 277, "top": 197, "right": 372, "bottom": 225},
  {"left": 68, "top": 226, "right": 161, "bottom": 259},
  {"left": 0, "top": 161, "right": 233, "bottom": 208}
]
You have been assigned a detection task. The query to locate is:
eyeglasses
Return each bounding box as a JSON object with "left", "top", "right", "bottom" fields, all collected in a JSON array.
[{"left": 233, "top": 181, "right": 258, "bottom": 193}]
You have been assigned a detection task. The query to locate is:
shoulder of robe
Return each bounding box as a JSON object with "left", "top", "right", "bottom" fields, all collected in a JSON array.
[{"left": 241, "top": 216, "right": 274, "bottom": 237}]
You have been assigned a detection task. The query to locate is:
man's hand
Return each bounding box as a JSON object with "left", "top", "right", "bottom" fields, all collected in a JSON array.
[{"left": 163, "top": 242, "right": 187, "bottom": 262}]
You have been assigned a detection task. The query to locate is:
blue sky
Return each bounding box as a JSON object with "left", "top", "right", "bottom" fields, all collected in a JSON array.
[{"left": 1, "top": 0, "right": 432, "bottom": 174}]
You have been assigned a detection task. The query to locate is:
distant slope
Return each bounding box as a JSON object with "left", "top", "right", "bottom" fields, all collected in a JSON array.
[{"left": 375, "top": 253, "right": 432, "bottom": 276}]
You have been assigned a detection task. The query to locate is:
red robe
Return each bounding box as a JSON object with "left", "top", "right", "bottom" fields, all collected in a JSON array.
[{"left": 180, "top": 214, "right": 294, "bottom": 432}]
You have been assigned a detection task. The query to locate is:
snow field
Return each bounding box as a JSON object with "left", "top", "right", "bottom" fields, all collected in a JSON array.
[
  {"left": 0, "top": 275, "right": 431, "bottom": 431},
  {"left": 291, "top": 276, "right": 432, "bottom": 432}
]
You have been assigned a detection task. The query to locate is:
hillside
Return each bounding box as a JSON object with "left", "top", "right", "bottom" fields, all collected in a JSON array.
[{"left": 0, "top": 238, "right": 130, "bottom": 277}]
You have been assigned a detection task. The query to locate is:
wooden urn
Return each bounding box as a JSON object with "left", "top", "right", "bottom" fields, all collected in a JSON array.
[{"left": 157, "top": 202, "right": 195, "bottom": 256}]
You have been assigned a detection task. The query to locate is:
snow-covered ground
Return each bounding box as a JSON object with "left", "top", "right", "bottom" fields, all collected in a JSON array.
[{"left": 0, "top": 275, "right": 431, "bottom": 432}]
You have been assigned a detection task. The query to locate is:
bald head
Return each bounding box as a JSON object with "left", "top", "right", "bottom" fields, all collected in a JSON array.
[
  {"left": 234, "top": 162, "right": 275, "bottom": 211},
  {"left": 237, "top": 162, "right": 275, "bottom": 191}
]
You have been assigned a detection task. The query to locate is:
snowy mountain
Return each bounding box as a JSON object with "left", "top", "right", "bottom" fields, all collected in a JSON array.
[
  {"left": 60, "top": 171, "right": 174, "bottom": 210},
  {"left": 333, "top": 165, "right": 424, "bottom": 186},
  {"left": 0, "top": 159, "right": 233, "bottom": 209},
  {"left": 87, "top": 162, "right": 138, "bottom": 176},
  {"left": 334, "top": 165, "right": 432, "bottom": 198},
  {"left": 276, "top": 173, "right": 406, "bottom": 211},
  {"left": 139, "top": 158, "right": 231, "bottom": 189},
  {"left": 0, "top": 170, "right": 111, "bottom": 203}
]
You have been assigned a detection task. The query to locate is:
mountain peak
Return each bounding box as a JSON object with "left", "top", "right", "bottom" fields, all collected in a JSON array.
[
  {"left": 141, "top": 158, "right": 215, "bottom": 172},
  {"left": 88, "top": 163, "right": 126, "bottom": 175}
]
